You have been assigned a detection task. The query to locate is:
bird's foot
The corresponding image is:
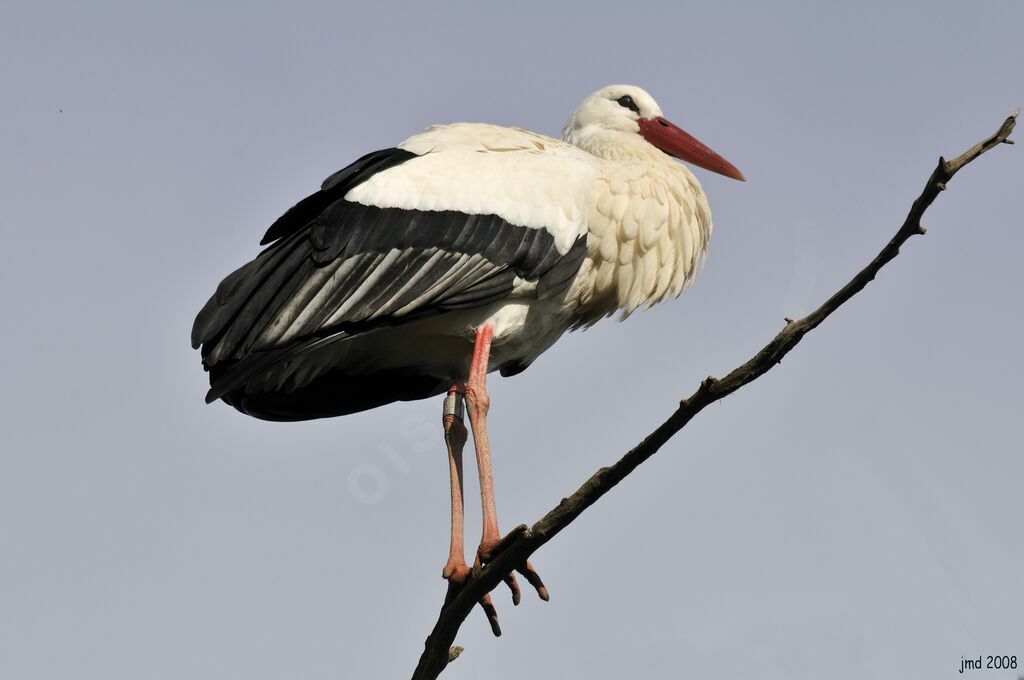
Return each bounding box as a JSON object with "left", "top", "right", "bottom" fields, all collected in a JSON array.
[
  {"left": 442, "top": 558, "right": 507, "bottom": 632},
  {"left": 443, "top": 526, "right": 549, "bottom": 636},
  {"left": 442, "top": 558, "right": 471, "bottom": 584},
  {"left": 467, "top": 525, "right": 548, "bottom": 636}
]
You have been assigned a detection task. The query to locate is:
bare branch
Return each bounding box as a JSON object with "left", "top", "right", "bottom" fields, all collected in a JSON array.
[{"left": 410, "top": 111, "right": 1017, "bottom": 680}]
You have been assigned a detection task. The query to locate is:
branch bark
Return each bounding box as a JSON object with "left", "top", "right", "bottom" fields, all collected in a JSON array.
[{"left": 410, "top": 111, "right": 1017, "bottom": 680}]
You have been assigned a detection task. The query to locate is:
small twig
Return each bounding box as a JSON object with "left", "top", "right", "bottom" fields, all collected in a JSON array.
[{"left": 410, "top": 111, "right": 1016, "bottom": 680}]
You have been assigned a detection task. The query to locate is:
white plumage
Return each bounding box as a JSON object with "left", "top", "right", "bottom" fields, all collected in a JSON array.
[
  {"left": 347, "top": 125, "right": 595, "bottom": 252},
  {"left": 347, "top": 109, "right": 713, "bottom": 333}
]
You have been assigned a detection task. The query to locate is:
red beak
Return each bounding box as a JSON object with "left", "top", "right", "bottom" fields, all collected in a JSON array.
[{"left": 638, "top": 116, "right": 745, "bottom": 181}]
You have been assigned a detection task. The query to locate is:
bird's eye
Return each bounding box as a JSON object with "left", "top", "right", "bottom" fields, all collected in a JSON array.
[{"left": 616, "top": 95, "right": 640, "bottom": 114}]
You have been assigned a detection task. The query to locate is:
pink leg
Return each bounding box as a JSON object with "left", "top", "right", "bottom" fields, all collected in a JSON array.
[
  {"left": 441, "top": 383, "right": 469, "bottom": 584},
  {"left": 465, "top": 325, "right": 500, "bottom": 548},
  {"left": 439, "top": 380, "right": 502, "bottom": 630},
  {"left": 464, "top": 325, "right": 548, "bottom": 635}
]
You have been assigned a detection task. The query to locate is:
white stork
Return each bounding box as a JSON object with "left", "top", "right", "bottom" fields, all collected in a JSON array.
[{"left": 192, "top": 84, "right": 743, "bottom": 634}]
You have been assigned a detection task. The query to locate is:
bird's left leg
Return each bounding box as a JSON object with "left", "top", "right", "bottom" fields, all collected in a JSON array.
[{"left": 464, "top": 324, "right": 548, "bottom": 623}]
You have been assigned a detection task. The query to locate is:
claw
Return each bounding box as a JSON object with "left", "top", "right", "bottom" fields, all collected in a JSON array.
[{"left": 503, "top": 571, "right": 521, "bottom": 606}]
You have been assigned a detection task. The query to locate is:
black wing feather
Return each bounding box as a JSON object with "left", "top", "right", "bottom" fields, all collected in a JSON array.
[
  {"left": 193, "top": 148, "right": 587, "bottom": 405},
  {"left": 260, "top": 148, "right": 416, "bottom": 246}
]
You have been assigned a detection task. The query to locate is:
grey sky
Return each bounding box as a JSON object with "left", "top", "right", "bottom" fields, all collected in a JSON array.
[{"left": 2, "top": 1, "right": 1022, "bottom": 678}]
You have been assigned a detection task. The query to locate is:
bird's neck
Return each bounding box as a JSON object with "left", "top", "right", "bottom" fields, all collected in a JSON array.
[{"left": 562, "top": 126, "right": 669, "bottom": 164}]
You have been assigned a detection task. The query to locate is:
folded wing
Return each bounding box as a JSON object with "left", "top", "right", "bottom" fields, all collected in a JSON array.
[{"left": 192, "top": 126, "right": 598, "bottom": 403}]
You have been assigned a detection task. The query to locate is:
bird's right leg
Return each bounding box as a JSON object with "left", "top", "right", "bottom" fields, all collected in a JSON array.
[
  {"left": 463, "top": 324, "right": 546, "bottom": 636},
  {"left": 442, "top": 384, "right": 470, "bottom": 584}
]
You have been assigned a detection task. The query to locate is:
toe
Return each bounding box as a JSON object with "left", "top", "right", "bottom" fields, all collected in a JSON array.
[
  {"left": 516, "top": 560, "right": 549, "bottom": 601},
  {"left": 479, "top": 593, "right": 501, "bottom": 637},
  {"left": 503, "top": 571, "right": 522, "bottom": 606}
]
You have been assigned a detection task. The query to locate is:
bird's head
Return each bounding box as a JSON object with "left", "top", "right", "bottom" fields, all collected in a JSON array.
[{"left": 562, "top": 84, "right": 744, "bottom": 181}]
